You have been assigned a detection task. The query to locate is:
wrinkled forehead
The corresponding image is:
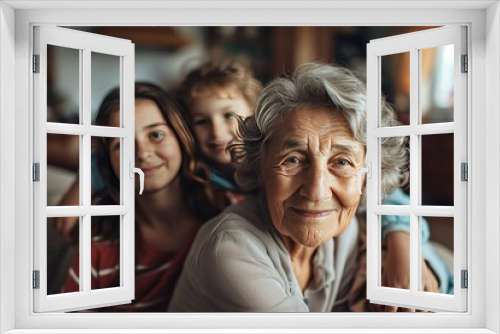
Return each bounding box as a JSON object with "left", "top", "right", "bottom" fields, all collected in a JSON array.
[{"left": 265, "top": 108, "right": 363, "bottom": 153}]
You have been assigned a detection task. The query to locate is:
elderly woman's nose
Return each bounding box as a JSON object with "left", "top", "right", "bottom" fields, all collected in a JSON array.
[{"left": 299, "top": 164, "right": 332, "bottom": 202}]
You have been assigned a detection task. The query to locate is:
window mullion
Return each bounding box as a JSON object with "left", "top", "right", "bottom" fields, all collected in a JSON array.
[
  {"left": 81, "top": 47, "right": 92, "bottom": 294},
  {"left": 409, "top": 47, "right": 420, "bottom": 294},
  {"left": 122, "top": 51, "right": 135, "bottom": 293}
]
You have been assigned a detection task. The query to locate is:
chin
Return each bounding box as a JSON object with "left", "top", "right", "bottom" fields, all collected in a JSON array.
[
  {"left": 210, "top": 156, "right": 232, "bottom": 166},
  {"left": 296, "top": 226, "right": 330, "bottom": 248}
]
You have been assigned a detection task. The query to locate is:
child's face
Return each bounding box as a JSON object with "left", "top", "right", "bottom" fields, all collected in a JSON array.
[
  {"left": 109, "top": 99, "right": 183, "bottom": 193},
  {"left": 190, "top": 88, "right": 252, "bottom": 165}
]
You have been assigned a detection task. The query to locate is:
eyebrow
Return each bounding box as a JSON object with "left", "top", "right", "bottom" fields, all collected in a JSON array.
[
  {"left": 331, "top": 144, "right": 357, "bottom": 154},
  {"left": 281, "top": 139, "right": 307, "bottom": 151},
  {"left": 280, "top": 140, "right": 357, "bottom": 154},
  {"left": 191, "top": 106, "right": 236, "bottom": 116},
  {"left": 190, "top": 113, "right": 206, "bottom": 117},
  {"left": 143, "top": 122, "right": 168, "bottom": 130}
]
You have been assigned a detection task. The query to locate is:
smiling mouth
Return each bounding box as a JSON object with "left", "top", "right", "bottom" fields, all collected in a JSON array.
[
  {"left": 291, "top": 208, "right": 335, "bottom": 218},
  {"left": 140, "top": 164, "right": 162, "bottom": 176},
  {"left": 208, "top": 143, "right": 227, "bottom": 153}
]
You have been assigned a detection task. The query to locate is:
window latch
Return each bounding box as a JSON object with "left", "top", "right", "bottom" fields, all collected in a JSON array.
[
  {"left": 357, "top": 162, "right": 371, "bottom": 195},
  {"left": 129, "top": 162, "right": 144, "bottom": 195}
]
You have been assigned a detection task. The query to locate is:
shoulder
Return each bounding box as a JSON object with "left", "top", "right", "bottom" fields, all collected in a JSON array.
[
  {"left": 199, "top": 196, "right": 270, "bottom": 242},
  {"left": 189, "top": 197, "right": 277, "bottom": 267},
  {"left": 196, "top": 213, "right": 269, "bottom": 260},
  {"left": 382, "top": 188, "right": 410, "bottom": 205}
]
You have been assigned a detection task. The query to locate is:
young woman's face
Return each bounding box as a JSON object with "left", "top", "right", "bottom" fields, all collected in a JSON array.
[
  {"left": 189, "top": 87, "right": 252, "bottom": 165},
  {"left": 109, "top": 98, "right": 183, "bottom": 193}
]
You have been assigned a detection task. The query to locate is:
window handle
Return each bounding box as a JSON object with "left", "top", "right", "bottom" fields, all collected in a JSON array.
[
  {"left": 129, "top": 162, "right": 144, "bottom": 195},
  {"left": 357, "top": 162, "right": 371, "bottom": 195}
]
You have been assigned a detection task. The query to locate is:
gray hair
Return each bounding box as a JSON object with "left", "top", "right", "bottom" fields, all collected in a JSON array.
[{"left": 232, "top": 63, "right": 408, "bottom": 207}]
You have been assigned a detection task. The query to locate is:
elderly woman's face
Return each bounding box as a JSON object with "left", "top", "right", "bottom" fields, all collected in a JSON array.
[{"left": 262, "top": 107, "right": 365, "bottom": 249}]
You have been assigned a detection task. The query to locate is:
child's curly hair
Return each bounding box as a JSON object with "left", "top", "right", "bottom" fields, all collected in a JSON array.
[{"left": 175, "top": 58, "right": 263, "bottom": 112}]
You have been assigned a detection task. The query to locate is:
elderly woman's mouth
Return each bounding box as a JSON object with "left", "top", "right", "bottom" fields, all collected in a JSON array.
[{"left": 291, "top": 208, "right": 336, "bottom": 218}]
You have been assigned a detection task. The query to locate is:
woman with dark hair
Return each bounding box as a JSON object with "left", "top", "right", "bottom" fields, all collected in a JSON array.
[{"left": 63, "top": 83, "right": 219, "bottom": 312}]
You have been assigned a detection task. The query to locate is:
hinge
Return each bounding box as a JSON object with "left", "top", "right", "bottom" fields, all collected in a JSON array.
[
  {"left": 461, "top": 270, "right": 468, "bottom": 289},
  {"left": 33, "top": 163, "right": 40, "bottom": 182},
  {"left": 33, "top": 54, "right": 40, "bottom": 73},
  {"left": 33, "top": 270, "right": 40, "bottom": 289},
  {"left": 461, "top": 162, "right": 468, "bottom": 181},
  {"left": 461, "top": 54, "right": 468, "bottom": 73}
]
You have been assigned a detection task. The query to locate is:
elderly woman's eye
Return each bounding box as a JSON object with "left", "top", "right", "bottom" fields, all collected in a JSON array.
[
  {"left": 336, "top": 159, "right": 350, "bottom": 167},
  {"left": 332, "top": 158, "right": 354, "bottom": 170},
  {"left": 284, "top": 156, "right": 301, "bottom": 165}
]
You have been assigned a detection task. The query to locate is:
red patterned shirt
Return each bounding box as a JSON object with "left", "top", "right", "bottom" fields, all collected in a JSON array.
[{"left": 63, "top": 224, "right": 200, "bottom": 312}]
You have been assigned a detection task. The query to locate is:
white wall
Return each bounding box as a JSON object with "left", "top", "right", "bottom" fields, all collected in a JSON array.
[
  {"left": 5, "top": 5, "right": 496, "bottom": 332},
  {"left": 0, "top": 2, "right": 16, "bottom": 333},
  {"left": 485, "top": 2, "right": 500, "bottom": 333}
]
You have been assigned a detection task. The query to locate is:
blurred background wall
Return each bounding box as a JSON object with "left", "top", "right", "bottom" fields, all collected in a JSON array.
[{"left": 47, "top": 25, "right": 454, "bottom": 252}]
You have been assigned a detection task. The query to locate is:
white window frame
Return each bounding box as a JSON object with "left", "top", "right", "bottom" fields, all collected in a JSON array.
[
  {"left": 366, "top": 26, "right": 467, "bottom": 312},
  {"left": 33, "top": 25, "right": 136, "bottom": 312},
  {"left": 1, "top": 1, "right": 499, "bottom": 333}
]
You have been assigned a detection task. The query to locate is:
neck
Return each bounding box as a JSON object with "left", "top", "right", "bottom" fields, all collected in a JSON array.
[
  {"left": 136, "top": 176, "right": 190, "bottom": 228},
  {"left": 207, "top": 159, "right": 236, "bottom": 181},
  {"left": 281, "top": 235, "right": 316, "bottom": 265},
  {"left": 281, "top": 235, "right": 316, "bottom": 291}
]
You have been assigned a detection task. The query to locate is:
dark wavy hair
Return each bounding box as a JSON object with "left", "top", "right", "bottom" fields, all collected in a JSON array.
[{"left": 92, "top": 82, "right": 220, "bottom": 241}]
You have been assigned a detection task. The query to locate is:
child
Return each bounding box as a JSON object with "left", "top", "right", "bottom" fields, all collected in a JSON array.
[
  {"left": 175, "top": 59, "right": 263, "bottom": 209},
  {"left": 62, "top": 83, "right": 219, "bottom": 311}
]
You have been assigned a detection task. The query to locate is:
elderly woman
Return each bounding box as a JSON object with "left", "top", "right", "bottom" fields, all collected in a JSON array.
[{"left": 168, "top": 63, "right": 447, "bottom": 312}]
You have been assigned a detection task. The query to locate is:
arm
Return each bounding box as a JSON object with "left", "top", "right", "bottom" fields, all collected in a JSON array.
[
  {"left": 382, "top": 231, "right": 439, "bottom": 312},
  {"left": 380, "top": 189, "right": 449, "bottom": 311},
  {"left": 380, "top": 188, "right": 430, "bottom": 244},
  {"left": 47, "top": 133, "right": 80, "bottom": 171},
  {"left": 54, "top": 156, "right": 104, "bottom": 242},
  {"left": 53, "top": 177, "right": 80, "bottom": 242}
]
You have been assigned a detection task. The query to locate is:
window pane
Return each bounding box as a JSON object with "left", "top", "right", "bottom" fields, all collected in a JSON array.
[
  {"left": 421, "top": 45, "right": 454, "bottom": 124},
  {"left": 47, "top": 217, "right": 79, "bottom": 295},
  {"left": 421, "top": 216, "right": 454, "bottom": 295},
  {"left": 381, "top": 51, "right": 410, "bottom": 126},
  {"left": 91, "top": 215, "right": 121, "bottom": 291},
  {"left": 381, "top": 136, "right": 410, "bottom": 204},
  {"left": 47, "top": 44, "right": 80, "bottom": 124},
  {"left": 381, "top": 215, "right": 410, "bottom": 291},
  {"left": 91, "top": 52, "right": 121, "bottom": 126},
  {"left": 421, "top": 134, "right": 454, "bottom": 206},
  {"left": 47, "top": 134, "right": 80, "bottom": 206},
  {"left": 91, "top": 136, "right": 121, "bottom": 205}
]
